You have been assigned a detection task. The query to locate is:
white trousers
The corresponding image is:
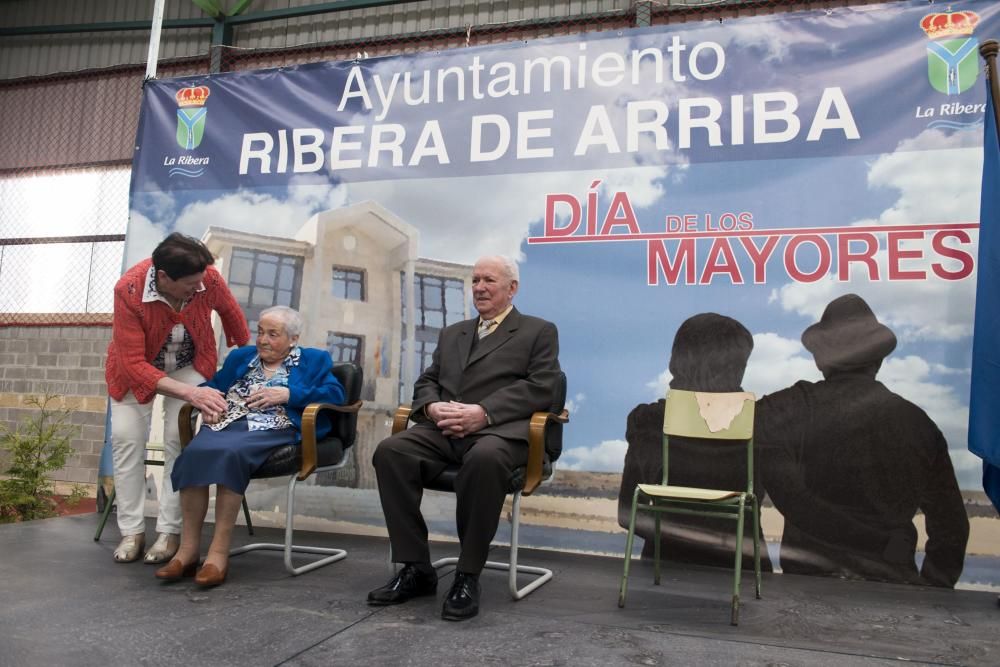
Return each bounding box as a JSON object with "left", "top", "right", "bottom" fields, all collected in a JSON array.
[{"left": 110, "top": 366, "right": 205, "bottom": 536}]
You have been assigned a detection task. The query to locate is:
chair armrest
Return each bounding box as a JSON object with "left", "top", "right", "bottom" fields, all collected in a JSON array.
[
  {"left": 299, "top": 400, "right": 362, "bottom": 480},
  {"left": 392, "top": 405, "right": 413, "bottom": 435},
  {"left": 524, "top": 409, "right": 569, "bottom": 495},
  {"left": 179, "top": 404, "right": 197, "bottom": 448}
]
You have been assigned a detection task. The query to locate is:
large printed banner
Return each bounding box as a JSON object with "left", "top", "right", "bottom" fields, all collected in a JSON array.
[{"left": 129, "top": 0, "right": 1000, "bottom": 585}]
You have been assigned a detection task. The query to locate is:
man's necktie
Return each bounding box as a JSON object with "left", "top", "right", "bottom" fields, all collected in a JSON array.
[{"left": 478, "top": 319, "right": 496, "bottom": 339}]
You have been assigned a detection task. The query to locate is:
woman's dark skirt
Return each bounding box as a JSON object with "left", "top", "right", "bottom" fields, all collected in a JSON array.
[{"left": 171, "top": 419, "right": 297, "bottom": 494}]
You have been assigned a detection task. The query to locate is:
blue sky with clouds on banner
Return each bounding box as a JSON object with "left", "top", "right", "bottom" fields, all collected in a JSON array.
[{"left": 129, "top": 0, "right": 1000, "bottom": 487}]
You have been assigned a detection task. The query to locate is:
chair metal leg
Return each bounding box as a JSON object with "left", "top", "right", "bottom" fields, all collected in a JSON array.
[
  {"left": 94, "top": 455, "right": 166, "bottom": 542},
  {"left": 230, "top": 473, "right": 346, "bottom": 576},
  {"left": 504, "top": 490, "right": 552, "bottom": 599},
  {"left": 431, "top": 490, "right": 552, "bottom": 600},
  {"left": 94, "top": 486, "right": 116, "bottom": 541},
  {"left": 241, "top": 497, "right": 254, "bottom": 536},
  {"left": 618, "top": 487, "right": 641, "bottom": 608},
  {"left": 752, "top": 496, "right": 761, "bottom": 600},
  {"left": 731, "top": 496, "right": 746, "bottom": 626},
  {"left": 653, "top": 510, "right": 661, "bottom": 586},
  {"left": 97, "top": 478, "right": 253, "bottom": 541}
]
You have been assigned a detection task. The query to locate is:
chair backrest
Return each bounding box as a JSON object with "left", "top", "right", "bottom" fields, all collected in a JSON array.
[
  {"left": 661, "top": 389, "right": 756, "bottom": 491},
  {"left": 545, "top": 370, "right": 568, "bottom": 462},
  {"left": 331, "top": 362, "right": 363, "bottom": 448},
  {"left": 663, "top": 389, "right": 754, "bottom": 440}
]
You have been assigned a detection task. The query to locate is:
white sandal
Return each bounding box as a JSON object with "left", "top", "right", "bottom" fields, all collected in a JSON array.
[
  {"left": 113, "top": 534, "right": 145, "bottom": 563},
  {"left": 143, "top": 533, "right": 180, "bottom": 564}
]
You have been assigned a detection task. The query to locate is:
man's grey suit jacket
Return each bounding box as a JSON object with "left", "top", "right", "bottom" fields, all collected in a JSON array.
[{"left": 410, "top": 306, "right": 561, "bottom": 442}]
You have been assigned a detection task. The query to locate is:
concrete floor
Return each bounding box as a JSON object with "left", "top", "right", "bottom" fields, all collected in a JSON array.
[{"left": 1, "top": 514, "right": 998, "bottom": 666}]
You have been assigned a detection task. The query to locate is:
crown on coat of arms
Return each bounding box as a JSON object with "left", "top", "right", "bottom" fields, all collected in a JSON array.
[
  {"left": 175, "top": 86, "right": 211, "bottom": 108},
  {"left": 920, "top": 11, "right": 979, "bottom": 40}
]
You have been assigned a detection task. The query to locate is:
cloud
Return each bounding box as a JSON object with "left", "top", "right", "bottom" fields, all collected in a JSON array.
[
  {"left": 880, "top": 355, "right": 969, "bottom": 443},
  {"left": 131, "top": 190, "right": 177, "bottom": 223},
  {"left": 564, "top": 392, "right": 586, "bottom": 415},
  {"left": 743, "top": 332, "right": 822, "bottom": 397},
  {"left": 724, "top": 21, "right": 823, "bottom": 65},
  {"left": 123, "top": 210, "right": 167, "bottom": 265},
  {"left": 644, "top": 332, "right": 821, "bottom": 402},
  {"left": 338, "top": 34, "right": 694, "bottom": 266},
  {"left": 561, "top": 438, "right": 628, "bottom": 472},
  {"left": 771, "top": 262, "right": 976, "bottom": 343},
  {"left": 645, "top": 367, "right": 671, "bottom": 399},
  {"left": 771, "top": 128, "right": 981, "bottom": 343},
  {"left": 346, "top": 166, "right": 668, "bottom": 264},
  {"left": 867, "top": 131, "right": 982, "bottom": 227},
  {"left": 128, "top": 182, "right": 350, "bottom": 265},
  {"left": 173, "top": 186, "right": 348, "bottom": 239}
]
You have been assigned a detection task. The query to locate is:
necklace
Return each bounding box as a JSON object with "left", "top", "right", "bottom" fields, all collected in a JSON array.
[{"left": 261, "top": 360, "right": 282, "bottom": 373}]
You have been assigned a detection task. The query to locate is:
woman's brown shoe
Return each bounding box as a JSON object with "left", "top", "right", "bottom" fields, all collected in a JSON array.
[
  {"left": 194, "top": 563, "right": 227, "bottom": 588},
  {"left": 155, "top": 558, "right": 198, "bottom": 581}
]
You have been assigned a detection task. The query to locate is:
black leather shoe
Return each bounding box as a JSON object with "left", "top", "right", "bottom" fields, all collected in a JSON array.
[
  {"left": 367, "top": 564, "right": 437, "bottom": 606},
  {"left": 441, "top": 572, "right": 480, "bottom": 621}
]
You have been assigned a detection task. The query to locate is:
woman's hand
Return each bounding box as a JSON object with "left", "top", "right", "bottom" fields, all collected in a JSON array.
[
  {"left": 188, "top": 386, "right": 227, "bottom": 423},
  {"left": 247, "top": 387, "right": 290, "bottom": 410},
  {"left": 202, "top": 409, "right": 223, "bottom": 425}
]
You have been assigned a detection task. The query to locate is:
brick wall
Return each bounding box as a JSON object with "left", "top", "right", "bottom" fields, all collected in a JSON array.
[{"left": 0, "top": 324, "right": 111, "bottom": 486}]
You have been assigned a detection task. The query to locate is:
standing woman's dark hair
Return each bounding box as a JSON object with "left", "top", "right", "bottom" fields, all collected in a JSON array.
[
  {"left": 668, "top": 312, "right": 754, "bottom": 392},
  {"left": 152, "top": 233, "right": 215, "bottom": 280}
]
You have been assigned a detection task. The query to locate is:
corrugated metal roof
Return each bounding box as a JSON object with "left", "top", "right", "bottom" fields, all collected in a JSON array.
[
  {"left": 0, "top": 0, "right": 211, "bottom": 79},
  {"left": 0, "top": 0, "right": 639, "bottom": 80},
  {"left": 233, "top": 0, "right": 632, "bottom": 50}
]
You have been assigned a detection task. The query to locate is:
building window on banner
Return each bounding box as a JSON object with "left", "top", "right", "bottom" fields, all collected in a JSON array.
[
  {"left": 327, "top": 331, "right": 364, "bottom": 365},
  {"left": 332, "top": 266, "right": 365, "bottom": 301},
  {"left": 398, "top": 272, "right": 465, "bottom": 403},
  {"left": 228, "top": 247, "right": 302, "bottom": 331}
]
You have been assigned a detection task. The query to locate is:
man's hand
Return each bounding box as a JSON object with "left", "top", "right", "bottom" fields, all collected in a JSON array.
[
  {"left": 247, "top": 387, "right": 290, "bottom": 411},
  {"left": 188, "top": 386, "right": 227, "bottom": 423},
  {"left": 429, "top": 401, "right": 488, "bottom": 438}
]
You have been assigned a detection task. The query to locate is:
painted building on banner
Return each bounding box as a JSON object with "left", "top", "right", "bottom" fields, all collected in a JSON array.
[{"left": 202, "top": 200, "right": 472, "bottom": 488}]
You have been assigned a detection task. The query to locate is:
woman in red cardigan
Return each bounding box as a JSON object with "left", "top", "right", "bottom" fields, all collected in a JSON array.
[{"left": 105, "top": 233, "right": 249, "bottom": 564}]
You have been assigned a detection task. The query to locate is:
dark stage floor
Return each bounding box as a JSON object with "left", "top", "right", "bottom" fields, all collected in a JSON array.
[{"left": 1, "top": 514, "right": 997, "bottom": 666}]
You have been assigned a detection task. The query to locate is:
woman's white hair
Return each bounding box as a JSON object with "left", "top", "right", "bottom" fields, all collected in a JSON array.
[{"left": 259, "top": 305, "right": 302, "bottom": 338}]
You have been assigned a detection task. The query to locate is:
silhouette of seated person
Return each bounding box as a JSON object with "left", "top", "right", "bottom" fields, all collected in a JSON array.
[
  {"left": 618, "top": 313, "right": 773, "bottom": 571},
  {"left": 756, "top": 294, "right": 969, "bottom": 587}
]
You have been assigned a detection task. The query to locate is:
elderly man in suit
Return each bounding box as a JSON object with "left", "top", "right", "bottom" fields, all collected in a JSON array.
[{"left": 367, "top": 255, "right": 561, "bottom": 621}]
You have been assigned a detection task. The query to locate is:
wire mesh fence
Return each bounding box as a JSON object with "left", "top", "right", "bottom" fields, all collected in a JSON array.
[{"left": 0, "top": 0, "right": 885, "bottom": 326}]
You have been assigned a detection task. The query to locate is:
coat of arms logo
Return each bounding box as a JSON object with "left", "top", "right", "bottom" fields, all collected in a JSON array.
[
  {"left": 921, "top": 11, "right": 980, "bottom": 96},
  {"left": 175, "top": 86, "right": 210, "bottom": 150}
]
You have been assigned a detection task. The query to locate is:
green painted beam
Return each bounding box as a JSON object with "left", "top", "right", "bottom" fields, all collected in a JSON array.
[
  {"left": 0, "top": 18, "right": 214, "bottom": 37},
  {"left": 209, "top": 18, "right": 234, "bottom": 73},
  {"left": 225, "top": 0, "right": 425, "bottom": 26},
  {"left": 229, "top": 0, "right": 255, "bottom": 17},
  {"left": 190, "top": 0, "right": 225, "bottom": 20}
]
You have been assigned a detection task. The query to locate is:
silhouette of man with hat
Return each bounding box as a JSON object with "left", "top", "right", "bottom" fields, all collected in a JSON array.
[{"left": 756, "top": 294, "right": 969, "bottom": 587}]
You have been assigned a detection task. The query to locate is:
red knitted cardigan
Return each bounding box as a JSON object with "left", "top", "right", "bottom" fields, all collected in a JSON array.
[{"left": 105, "top": 258, "right": 250, "bottom": 404}]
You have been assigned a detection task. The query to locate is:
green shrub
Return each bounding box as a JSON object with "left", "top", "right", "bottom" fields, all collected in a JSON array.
[{"left": 0, "top": 394, "right": 83, "bottom": 523}]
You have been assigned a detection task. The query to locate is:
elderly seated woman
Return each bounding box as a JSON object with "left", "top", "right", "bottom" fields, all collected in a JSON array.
[{"left": 154, "top": 305, "right": 345, "bottom": 587}]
